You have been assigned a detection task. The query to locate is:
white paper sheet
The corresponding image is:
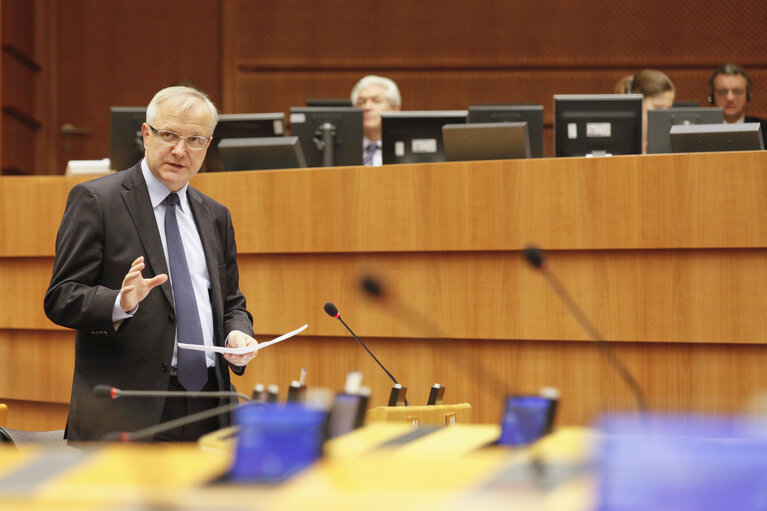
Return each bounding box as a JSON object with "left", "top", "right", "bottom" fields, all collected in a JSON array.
[{"left": 178, "top": 324, "right": 308, "bottom": 355}]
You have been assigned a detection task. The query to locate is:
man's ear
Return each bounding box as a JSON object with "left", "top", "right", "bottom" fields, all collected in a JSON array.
[{"left": 141, "top": 123, "right": 151, "bottom": 150}]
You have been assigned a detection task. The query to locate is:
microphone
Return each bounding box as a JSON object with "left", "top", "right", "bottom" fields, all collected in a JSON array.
[
  {"left": 360, "top": 275, "right": 443, "bottom": 339},
  {"left": 93, "top": 384, "right": 251, "bottom": 402},
  {"left": 360, "top": 274, "right": 509, "bottom": 400},
  {"left": 102, "top": 401, "right": 250, "bottom": 442},
  {"left": 323, "top": 302, "right": 409, "bottom": 406},
  {"left": 522, "top": 246, "right": 647, "bottom": 413}
]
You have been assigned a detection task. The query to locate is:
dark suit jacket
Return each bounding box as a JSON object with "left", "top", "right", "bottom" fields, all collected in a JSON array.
[{"left": 44, "top": 163, "right": 254, "bottom": 441}]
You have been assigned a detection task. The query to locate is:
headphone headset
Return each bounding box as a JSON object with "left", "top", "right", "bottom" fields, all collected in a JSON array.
[
  {"left": 708, "top": 64, "right": 753, "bottom": 104},
  {"left": 625, "top": 76, "right": 634, "bottom": 94}
]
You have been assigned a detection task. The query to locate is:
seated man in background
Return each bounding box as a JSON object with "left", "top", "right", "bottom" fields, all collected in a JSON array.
[
  {"left": 708, "top": 63, "right": 767, "bottom": 146},
  {"left": 615, "top": 69, "right": 675, "bottom": 153},
  {"left": 350, "top": 75, "right": 401, "bottom": 166}
]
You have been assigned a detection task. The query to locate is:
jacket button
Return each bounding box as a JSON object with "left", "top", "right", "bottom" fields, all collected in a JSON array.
[
  {"left": 160, "top": 363, "right": 169, "bottom": 373},
  {"left": 168, "top": 313, "right": 175, "bottom": 322}
]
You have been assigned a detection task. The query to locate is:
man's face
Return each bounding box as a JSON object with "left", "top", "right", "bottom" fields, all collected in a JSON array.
[
  {"left": 142, "top": 102, "right": 212, "bottom": 191},
  {"left": 355, "top": 85, "right": 397, "bottom": 138},
  {"left": 712, "top": 74, "right": 749, "bottom": 122}
]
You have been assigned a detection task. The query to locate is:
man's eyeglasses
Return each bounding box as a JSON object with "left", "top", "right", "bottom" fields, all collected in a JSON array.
[
  {"left": 149, "top": 125, "right": 210, "bottom": 150},
  {"left": 714, "top": 88, "right": 746, "bottom": 98}
]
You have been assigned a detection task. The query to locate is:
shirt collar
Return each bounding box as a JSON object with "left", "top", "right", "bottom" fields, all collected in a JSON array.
[
  {"left": 363, "top": 137, "right": 381, "bottom": 149},
  {"left": 141, "top": 159, "right": 190, "bottom": 211}
]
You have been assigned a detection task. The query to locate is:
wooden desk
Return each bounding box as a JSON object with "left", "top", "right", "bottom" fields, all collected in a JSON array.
[{"left": 2, "top": 151, "right": 767, "bottom": 429}]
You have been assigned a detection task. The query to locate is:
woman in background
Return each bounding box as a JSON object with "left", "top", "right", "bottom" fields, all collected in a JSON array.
[{"left": 615, "top": 69, "right": 675, "bottom": 153}]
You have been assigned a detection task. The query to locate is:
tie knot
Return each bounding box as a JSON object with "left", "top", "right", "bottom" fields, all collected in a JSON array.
[{"left": 165, "top": 192, "right": 180, "bottom": 207}]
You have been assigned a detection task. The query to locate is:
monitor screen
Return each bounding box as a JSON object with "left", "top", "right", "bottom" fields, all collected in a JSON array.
[
  {"left": 109, "top": 106, "right": 146, "bottom": 171},
  {"left": 670, "top": 123, "right": 764, "bottom": 153},
  {"left": 672, "top": 101, "right": 701, "bottom": 108},
  {"left": 381, "top": 110, "right": 468, "bottom": 164},
  {"left": 442, "top": 122, "right": 530, "bottom": 161},
  {"left": 554, "top": 94, "right": 643, "bottom": 157},
  {"left": 468, "top": 105, "right": 543, "bottom": 158},
  {"left": 306, "top": 98, "right": 353, "bottom": 107},
  {"left": 647, "top": 107, "right": 724, "bottom": 154},
  {"left": 215, "top": 136, "right": 307, "bottom": 171},
  {"left": 289, "top": 107, "right": 364, "bottom": 167},
  {"left": 204, "top": 113, "right": 286, "bottom": 172}
]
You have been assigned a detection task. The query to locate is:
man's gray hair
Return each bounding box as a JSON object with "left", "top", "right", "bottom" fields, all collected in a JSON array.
[
  {"left": 146, "top": 86, "right": 219, "bottom": 135},
  {"left": 351, "top": 75, "right": 401, "bottom": 108}
]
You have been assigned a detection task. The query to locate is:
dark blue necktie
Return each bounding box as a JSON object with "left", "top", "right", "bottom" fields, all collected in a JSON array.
[
  {"left": 363, "top": 142, "right": 379, "bottom": 166},
  {"left": 164, "top": 192, "right": 207, "bottom": 391}
]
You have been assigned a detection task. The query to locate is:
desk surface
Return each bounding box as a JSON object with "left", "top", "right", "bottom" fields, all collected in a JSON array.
[{"left": 0, "top": 425, "right": 597, "bottom": 510}]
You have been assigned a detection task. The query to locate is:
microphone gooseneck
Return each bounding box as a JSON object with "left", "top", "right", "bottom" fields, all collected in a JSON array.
[
  {"left": 523, "top": 245, "right": 647, "bottom": 414},
  {"left": 324, "top": 302, "right": 408, "bottom": 405},
  {"left": 92, "top": 385, "right": 251, "bottom": 402},
  {"left": 102, "top": 401, "right": 250, "bottom": 442}
]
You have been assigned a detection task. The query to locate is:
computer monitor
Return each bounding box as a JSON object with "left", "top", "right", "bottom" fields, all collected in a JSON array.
[
  {"left": 670, "top": 123, "right": 764, "bottom": 153},
  {"left": 109, "top": 107, "right": 146, "bottom": 170},
  {"left": 647, "top": 107, "right": 724, "bottom": 154},
  {"left": 442, "top": 122, "right": 530, "bottom": 161},
  {"left": 306, "top": 98, "right": 353, "bottom": 107},
  {"left": 554, "top": 94, "right": 643, "bottom": 157},
  {"left": 214, "top": 136, "right": 307, "bottom": 171},
  {"left": 672, "top": 101, "right": 700, "bottom": 108},
  {"left": 289, "top": 107, "right": 364, "bottom": 167},
  {"left": 468, "top": 105, "right": 543, "bottom": 158},
  {"left": 381, "top": 110, "right": 468, "bottom": 164},
  {"left": 204, "top": 113, "right": 286, "bottom": 172}
]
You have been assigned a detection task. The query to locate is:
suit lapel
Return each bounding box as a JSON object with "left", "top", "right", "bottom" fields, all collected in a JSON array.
[
  {"left": 120, "top": 165, "right": 174, "bottom": 309},
  {"left": 187, "top": 188, "right": 225, "bottom": 345}
]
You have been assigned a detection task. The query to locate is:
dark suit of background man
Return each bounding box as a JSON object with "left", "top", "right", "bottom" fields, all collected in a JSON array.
[
  {"left": 708, "top": 63, "right": 767, "bottom": 147},
  {"left": 45, "top": 86, "right": 259, "bottom": 442}
]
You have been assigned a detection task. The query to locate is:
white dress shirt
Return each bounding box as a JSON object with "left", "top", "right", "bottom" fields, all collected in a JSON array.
[{"left": 113, "top": 160, "right": 216, "bottom": 367}]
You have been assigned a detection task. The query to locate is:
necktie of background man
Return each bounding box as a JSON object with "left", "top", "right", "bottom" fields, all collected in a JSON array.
[
  {"left": 164, "top": 192, "right": 208, "bottom": 391},
  {"left": 363, "top": 142, "right": 379, "bottom": 166}
]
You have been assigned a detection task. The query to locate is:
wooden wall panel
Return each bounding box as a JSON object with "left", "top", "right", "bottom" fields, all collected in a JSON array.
[
  {"left": 4, "top": 248, "right": 767, "bottom": 343},
  {"left": 0, "top": 330, "right": 73, "bottom": 403},
  {"left": 233, "top": 336, "right": 767, "bottom": 426},
  {"left": 0, "top": 399, "right": 68, "bottom": 431},
  {"left": 3, "top": 154, "right": 767, "bottom": 428},
  {"left": 223, "top": 1, "right": 767, "bottom": 157},
  {"left": 6, "top": 152, "right": 767, "bottom": 258},
  {"left": 51, "top": 0, "right": 223, "bottom": 172},
  {"left": 233, "top": 250, "right": 767, "bottom": 345},
  {"left": 195, "top": 151, "right": 767, "bottom": 253},
  {"left": 226, "top": 1, "right": 765, "bottom": 67},
  {"left": 0, "top": 258, "right": 58, "bottom": 330}
]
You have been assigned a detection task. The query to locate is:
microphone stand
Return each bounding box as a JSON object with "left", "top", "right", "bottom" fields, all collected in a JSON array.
[
  {"left": 524, "top": 247, "right": 648, "bottom": 414},
  {"left": 103, "top": 401, "right": 256, "bottom": 442}
]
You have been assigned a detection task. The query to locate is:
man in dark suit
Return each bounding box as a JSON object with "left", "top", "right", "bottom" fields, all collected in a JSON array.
[
  {"left": 350, "top": 75, "right": 401, "bottom": 166},
  {"left": 44, "top": 86, "right": 258, "bottom": 442},
  {"left": 709, "top": 63, "right": 767, "bottom": 147}
]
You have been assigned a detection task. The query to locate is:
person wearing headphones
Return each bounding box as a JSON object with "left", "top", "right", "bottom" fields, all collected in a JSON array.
[
  {"left": 708, "top": 63, "right": 767, "bottom": 146},
  {"left": 615, "top": 69, "right": 675, "bottom": 153}
]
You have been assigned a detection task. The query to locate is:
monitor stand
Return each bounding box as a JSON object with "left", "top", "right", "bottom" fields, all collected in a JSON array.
[
  {"left": 313, "top": 122, "right": 337, "bottom": 166},
  {"left": 585, "top": 150, "right": 612, "bottom": 157}
]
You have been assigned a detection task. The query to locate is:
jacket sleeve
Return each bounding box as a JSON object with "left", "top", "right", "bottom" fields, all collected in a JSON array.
[
  {"left": 44, "top": 184, "right": 119, "bottom": 334},
  {"left": 221, "top": 207, "right": 254, "bottom": 376}
]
